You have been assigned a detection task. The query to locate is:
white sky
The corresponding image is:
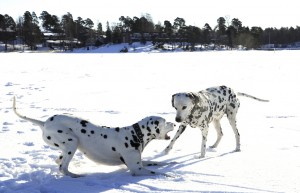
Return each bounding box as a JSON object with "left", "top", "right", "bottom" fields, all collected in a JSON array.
[{"left": 0, "top": 0, "right": 299, "bottom": 29}]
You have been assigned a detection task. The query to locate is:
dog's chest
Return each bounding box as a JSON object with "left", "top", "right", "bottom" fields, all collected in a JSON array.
[{"left": 188, "top": 103, "right": 212, "bottom": 128}]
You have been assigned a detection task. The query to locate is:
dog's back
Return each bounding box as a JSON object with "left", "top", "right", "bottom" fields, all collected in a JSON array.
[{"left": 203, "top": 86, "right": 240, "bottom": 116}]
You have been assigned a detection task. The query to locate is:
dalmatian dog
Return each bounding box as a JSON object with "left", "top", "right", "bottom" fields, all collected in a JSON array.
[
  {"left": 13, "top": 97, "right": 175, "bottom": 177},
  {"left": 164, "top": 85, "right": 269, "bottom": 158}
]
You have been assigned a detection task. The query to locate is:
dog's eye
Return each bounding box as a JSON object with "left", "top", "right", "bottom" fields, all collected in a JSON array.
[{"left": 182, "top": 106, "right": 187, "bottom": 110}]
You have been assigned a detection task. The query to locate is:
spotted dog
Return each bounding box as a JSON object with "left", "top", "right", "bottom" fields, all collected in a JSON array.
[
  {"left": 13, "top": 97, "right": 175, "bottom": 177},
  {"left": 164, "top": 85, "right": 269, "bottom": 158}
]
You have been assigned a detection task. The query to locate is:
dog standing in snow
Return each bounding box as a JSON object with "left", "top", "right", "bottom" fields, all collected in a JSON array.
[
  {"left": 164, "top": 85, "right": 269, "bottom": 158},
  {"left": 13, "top": 97, "right": 175, "bottom": 177}
]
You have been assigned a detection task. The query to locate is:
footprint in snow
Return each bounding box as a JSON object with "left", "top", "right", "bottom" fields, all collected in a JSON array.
[
  {"left": 12, "top": 157, "right": 27, "bottom": 164},
  {"left": 5, "top": 82, "right": 13, "bottom": 86},
  {"left": 105, "top": 110, "right": 120, "bottom": 114},
  {"left": 6, "top": 92, "right": 14, "bottom": 96},
  {"left": 23, "top": 142, "right": 35, "bottom": 146},
  {"left": 1, "top": 128, "right": 9, "bottom": 133},
  {"left": 3, "top": 122, "right": 13, "bottom": 126}
]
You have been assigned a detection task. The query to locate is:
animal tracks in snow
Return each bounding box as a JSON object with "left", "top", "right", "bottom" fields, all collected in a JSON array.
[{"left": 266, "top": 115, "right": 296, "bottom": 119}]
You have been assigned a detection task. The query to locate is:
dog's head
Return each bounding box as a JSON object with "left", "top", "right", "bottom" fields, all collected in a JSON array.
[
  {"left": 172, "top": 92, "right": 199, "bottom": 123},
  {"left": 137, "top": 116, "right": 175, "bottom": 141}
]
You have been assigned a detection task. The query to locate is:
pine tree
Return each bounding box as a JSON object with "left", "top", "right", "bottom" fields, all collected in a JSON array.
[
  {"left": 0, "top": 14, "right": 16, "bottom": 51},
  {"left": 22, "top": 11, "right": 42, "bottom": 50},
  {"left": 39, "top": 11, "right": 61, "bottom": 33},
  {"left": 105, "top": 21, "right": 112, "bottom": 43}
]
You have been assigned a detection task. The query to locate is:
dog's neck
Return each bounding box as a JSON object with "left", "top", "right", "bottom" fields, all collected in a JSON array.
[
  {"left": 132, "top": 123, "right": 144, "bottom": 145},
  {"left": 132, "top": 122, "right": 161, "bottom": 150},
  {"left": 187, "top": 104, "right": 207, "bottom": 128}
]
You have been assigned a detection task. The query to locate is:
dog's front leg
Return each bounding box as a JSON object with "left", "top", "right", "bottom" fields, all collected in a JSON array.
[
  {"left": 198, "top": 127, "right": 208, "bottom": 158},
  {"left": 121, "top": 151, "right": 169, "bottom": 177},
  {"left": 163, "top": 124, "right": 187, "bottom": 154}
]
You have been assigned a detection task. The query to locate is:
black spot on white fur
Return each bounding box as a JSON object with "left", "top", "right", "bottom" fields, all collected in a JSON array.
[
  {"left": 80, "top": 120, "right": 89, "bottom": 127},
  {"left": 132, "top": 135, "right": 138, "bottom": 142},
  {"left": 125, "top": 143, "right": 129, "bottom": 148},
  {"left": 120, "top": 157, "right": 125, "bottom": 164},
  {"left": 130, "top": 140, "right": 140, "bottom": 150}
]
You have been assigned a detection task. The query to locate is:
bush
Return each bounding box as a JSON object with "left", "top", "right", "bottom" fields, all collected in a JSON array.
[{"left": 120, "top": 47, "right": 128, "bottom": 52}]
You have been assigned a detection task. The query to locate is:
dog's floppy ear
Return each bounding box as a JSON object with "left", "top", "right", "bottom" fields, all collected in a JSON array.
[
  {"left": 188, "top": 92, "right": 200, "bottom": 105},
  {"left": 171, "top": 94, "right": 176, "bottom": 107}
]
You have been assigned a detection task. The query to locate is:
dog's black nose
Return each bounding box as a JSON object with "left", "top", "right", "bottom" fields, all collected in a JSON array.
[{"left": 175, "top": 117, "right": 182, "bottom": 122}]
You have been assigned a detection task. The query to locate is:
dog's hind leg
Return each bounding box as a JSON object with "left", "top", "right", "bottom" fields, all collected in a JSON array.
[
  {"left": 57, "top": 137, "right": 82, "bottom": 177},
  {"left": 210, "top": 119, "right": 223, "bottom": 148},
  {"left": 227, "top": 113, "right": 241, "bottom": 152},
  {"left": 55, "top": 154, "right": 63, "bottom": 165}
]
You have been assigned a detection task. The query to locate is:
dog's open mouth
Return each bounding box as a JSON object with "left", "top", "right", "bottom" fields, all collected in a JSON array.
[
  {"left": 164, "top": 122, "right": 175, "bottom": 140},
  {"left": 165, "top": 132, "right": 171, "bottom": 140}
]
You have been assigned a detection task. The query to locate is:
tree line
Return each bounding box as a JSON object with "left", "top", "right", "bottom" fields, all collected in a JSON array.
[{"left": 1, "top": 11, "right": 300, "bottom": 51}]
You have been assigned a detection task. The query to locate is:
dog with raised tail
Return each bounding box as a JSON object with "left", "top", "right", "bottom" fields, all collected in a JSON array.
[
  {"left": 164, "top": 85, "right": 269, "bottom": 158},
  {"left": 13, "top": 97, "right": 175, "bottom": 177}
]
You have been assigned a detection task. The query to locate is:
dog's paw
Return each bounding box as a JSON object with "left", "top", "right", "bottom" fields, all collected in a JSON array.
[
  {"left": 207, "top": 147, "right": 217, "bottom": 152},
  {"left": 71, "top": 174, "right": 85, "bottom": 178},
  {"left": 163, "top": 148, "right": 170, "bottom": 155},
  {"left": 63, "top": 171, "right": 84, "bottom": 178},
  {"left": 164, "top": 172, "right": 176, "bottom": 178},
  {"left": 194, "top": 155, "right": 205, "bottom": 159}
]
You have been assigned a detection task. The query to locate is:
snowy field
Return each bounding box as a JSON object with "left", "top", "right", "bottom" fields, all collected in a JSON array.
[{"left": 1, "top": 50, "right": 300, "bottom": 193}]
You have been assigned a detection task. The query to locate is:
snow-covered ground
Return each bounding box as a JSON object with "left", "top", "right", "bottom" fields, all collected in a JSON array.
[{"left": 1, "top": 50, "right": 300, "bottom": 193}]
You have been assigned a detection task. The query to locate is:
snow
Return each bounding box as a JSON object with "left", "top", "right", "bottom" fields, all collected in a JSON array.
[
  {"left": 1, "top": 49, "right": 300, "bottom": 193},
  {"left": 73, "top": 42, "right": 156, "bottom": 53}
]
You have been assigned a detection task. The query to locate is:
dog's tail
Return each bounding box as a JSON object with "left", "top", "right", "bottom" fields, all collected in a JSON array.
[
  {"left": 13, "top": 96, "right": 44, "bottom": 127},
  {"left": 237, "top": 92, "right": 269, "bottom": 102}
]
